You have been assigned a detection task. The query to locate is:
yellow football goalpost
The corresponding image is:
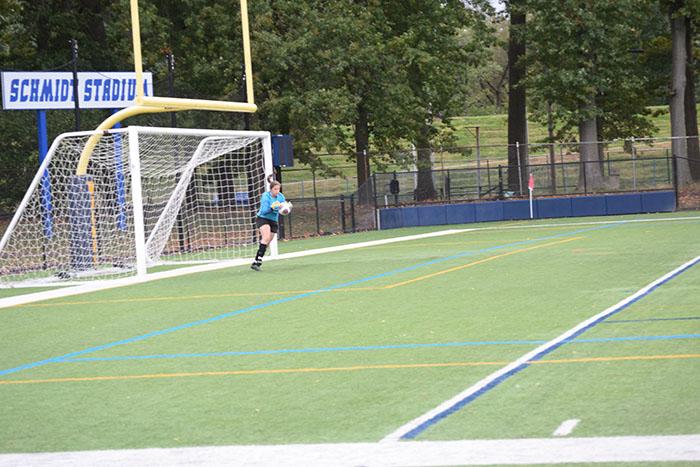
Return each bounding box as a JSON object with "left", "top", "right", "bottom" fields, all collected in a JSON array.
[{"left": 76, "top": 0, "right": 256, "bottom": 176}]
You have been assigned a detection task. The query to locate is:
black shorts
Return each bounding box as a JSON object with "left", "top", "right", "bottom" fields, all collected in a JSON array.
[{"left": 256, "top": 216, "right": 279, "bottom": 234}]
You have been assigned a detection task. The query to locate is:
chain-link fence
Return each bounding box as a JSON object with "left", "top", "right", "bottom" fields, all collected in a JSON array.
[
  {"left": 342, "top": 137, "right": 699, "bottom": 217},
  {"left": 370, "top": 156, "right": 673, "bottom": 202},
  {"left": 276, "top": 194, "right": 376, "bottom": 239},
  {"left": 2, "top": 138, "right": 699, "bottom": 241}
]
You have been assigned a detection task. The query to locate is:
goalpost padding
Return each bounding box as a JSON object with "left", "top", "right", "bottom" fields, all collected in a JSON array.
[{"left": 0, "top": 127, "right": 274, "bottom": 287}]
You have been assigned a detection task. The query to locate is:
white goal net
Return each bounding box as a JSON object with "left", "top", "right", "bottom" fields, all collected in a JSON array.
[{"left": 0, "top": 127, "right": 274, "bottom": 287}]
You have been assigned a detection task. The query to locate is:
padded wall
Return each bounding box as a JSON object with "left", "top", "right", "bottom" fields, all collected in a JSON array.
[{"left": 378, "top": 191, "right": 676, "bottom": 230}]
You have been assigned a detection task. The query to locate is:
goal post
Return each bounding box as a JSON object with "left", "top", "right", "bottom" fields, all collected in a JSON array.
[
  {"left": 77, "top": 0, "right": 257, "bottom": 177},
  {"left": 0, "top": 127, "right": 275, "bottom": 287}
]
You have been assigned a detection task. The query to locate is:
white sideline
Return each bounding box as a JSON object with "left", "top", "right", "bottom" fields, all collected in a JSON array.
[
  {"left": 0, "top": 228, "right": 469, "bottom": 309},
  {"left": 381, "top": 252, "right": 700, "bottom": 442},
  {"left": 0, "top": 435, "right": 698, "bottom": 466}
]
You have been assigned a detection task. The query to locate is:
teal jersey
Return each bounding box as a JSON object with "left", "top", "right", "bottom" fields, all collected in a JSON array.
[{"left": 257, "top": 191, "right": 286, "bottom": 222}]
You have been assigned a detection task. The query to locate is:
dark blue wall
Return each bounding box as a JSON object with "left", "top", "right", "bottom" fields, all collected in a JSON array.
[{"left": 379, "top": 191, "right": 676, "bottom": 230}]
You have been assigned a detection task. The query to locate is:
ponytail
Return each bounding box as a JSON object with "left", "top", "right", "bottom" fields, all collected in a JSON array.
[{"left": 267, "top": 174, "right": 281, "bottom": 190}]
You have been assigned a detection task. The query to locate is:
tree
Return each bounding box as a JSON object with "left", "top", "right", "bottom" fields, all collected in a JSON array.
[
  {"left": 367, "top": 0, "right": 495, "bottom": 201},
  {"left": 468, "top": 19, "right": 509, "bottom": 112},
  {"left": 253, "top": 0, "right": 494, "bottom": 202},
  {"left": 684, "top": 17, "right": 700, "bottom": 180},
  {"left": 506, "top": 0, "right": 528, "bottom": 194},
  {"left": 524, "top": 0, "right": 656, "bottom": 191},
  {"left": 669, "top": 0, "right": 693, "bottom": 186}
]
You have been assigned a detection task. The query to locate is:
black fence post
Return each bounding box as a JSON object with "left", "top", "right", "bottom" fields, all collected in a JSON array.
[
  {"left": 312, "top": 170, "right": 320, "bottom": 235},
  {"left": 498, "top": 165, "right": 504, "bottom": 199},
  {"left": 445, "top": 170, "right": 451, "bottom": 201},
  {"left": 350, "top": 194, "right": 356, "bottom": 232},
  {"left": 672, "top": 154, "right": 679, "bottom": 210},
  {"left": 340, "top": 194, "right": 347, "bottom": 233},
  {"left": 372, "top": 174, "right": 378, "bottom": 230},
  {"left": 70, "top": 39, "right": 80, "bottom": 131},
  {"left": 392, "top": 171, "right": 399, "bottom": 206},
  {"left": 583, "top": 160, "right": 588, "bottom": 195},
  {"left": 486, "top": 160, "right": 492, "bottom": 195}
]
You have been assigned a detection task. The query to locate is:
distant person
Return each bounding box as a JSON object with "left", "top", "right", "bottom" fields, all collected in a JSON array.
[{"left": 251, "top": 175, "right": 286, "bottom": 271}]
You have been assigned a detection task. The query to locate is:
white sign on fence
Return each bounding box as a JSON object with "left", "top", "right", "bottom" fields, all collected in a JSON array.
[{"left": 1, "top": 71, "right": 154, "bottom": 110}]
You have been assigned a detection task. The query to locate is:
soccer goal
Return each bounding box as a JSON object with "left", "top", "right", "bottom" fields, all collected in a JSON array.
[{"left": 0, "top": 127, "right": 274, "bottom": 287}]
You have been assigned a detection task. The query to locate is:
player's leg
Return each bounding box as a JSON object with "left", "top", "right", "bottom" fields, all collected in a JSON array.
[{"left": 251, "top": 222, "right": 272, "bottom": 270}]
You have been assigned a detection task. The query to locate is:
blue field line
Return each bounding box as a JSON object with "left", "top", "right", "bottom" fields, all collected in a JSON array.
[
  {"left": 0, "top": 224, "right": 616, "bottom": 378},
  {"left": 398, "top": 254, "right": 700, "bottom": 440},
  {"left": 605, "top": 316, "right": 700, "bottom": 323},
  {"left": 60, "top": 333, "right": 700, "bottom": 363}
]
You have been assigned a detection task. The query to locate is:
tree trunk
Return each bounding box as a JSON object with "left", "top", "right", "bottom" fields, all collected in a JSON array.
[
  {"left": 414, "top": 124, "right": 437, "bottom": 201},
  {"left": 507, "top": 1, "right": 528, "bottom": 195},
  {"left": 670, "top": 4, "right": 692, "bottom": 186},
  {"left": 578, "top": 113, "right": 604, "bottom": 192},
  {"left": 354, "top": 101, "right": 372, "bottom": 203},
  {"left": 685, "top": 17, "right": 700, "bottom": 181}
]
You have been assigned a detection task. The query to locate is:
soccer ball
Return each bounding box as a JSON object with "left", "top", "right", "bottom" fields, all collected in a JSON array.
[{"left": 278, "top": 201, "right": 293, "bottom": 215}]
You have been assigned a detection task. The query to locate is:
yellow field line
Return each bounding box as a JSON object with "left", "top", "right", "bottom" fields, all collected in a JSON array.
[
  {"left": 383, "top": 237, "right": 581, "bottom": 289},
  {"left": 2, "top": 353, "right": 697, "bottom": 386},
  {"left": 532, "top": 354, "right": 700, "bottom": 364},
  {"left": 18, "top": 237, "right": 581, "bottom": 307}
]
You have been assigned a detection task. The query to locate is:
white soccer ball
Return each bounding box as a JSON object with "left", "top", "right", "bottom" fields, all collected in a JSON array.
[{"left": 278, "top": 201, "right": 293, "bottom": 215}]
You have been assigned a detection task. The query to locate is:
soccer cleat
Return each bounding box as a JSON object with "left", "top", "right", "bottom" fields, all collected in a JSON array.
[{"left": 250, "top": 262, "right": 261, "bottom": 271}]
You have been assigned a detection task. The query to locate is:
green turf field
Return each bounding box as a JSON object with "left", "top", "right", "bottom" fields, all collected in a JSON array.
[{"left": 0, "top": 212, "right": 698, "bottom": 460}]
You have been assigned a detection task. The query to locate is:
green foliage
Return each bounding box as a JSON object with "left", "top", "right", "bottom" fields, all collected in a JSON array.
[
  {"left": 0, "top": 0, "right": 697, "bottom": 210},
  {"left": 524, "top": 0, "right": 658, "bottom": 140},
  {"left": 252, "top": 0, "right": 495, "bottom": 171}
]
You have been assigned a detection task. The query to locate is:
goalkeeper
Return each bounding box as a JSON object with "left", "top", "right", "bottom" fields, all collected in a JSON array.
[{"left": 251, "top": 176, "right": 286, "bottom": 271}]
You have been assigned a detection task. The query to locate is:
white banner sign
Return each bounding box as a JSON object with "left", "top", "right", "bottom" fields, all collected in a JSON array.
[{"left": 1, "top": 71, "right": 154, "bottom": 110}]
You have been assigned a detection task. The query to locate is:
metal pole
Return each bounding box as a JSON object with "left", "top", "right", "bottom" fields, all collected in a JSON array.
[
  {"left": 547, "top": 102, "right": 556, "bottom": 193},
  {"left": 516, "top": 142, "right": 524, "bottom": 195},
  {"left": 560, "top": 144, "right": 567, "bottom": 192},
  {"left": 498, "top": 165, "right": 504, "bottom": 199},
  {"left": 631, "top": 137, "right": 637, "bottom": 191},
  {"left": 475, "top": 126, "right": 482, "bottom": 197},
  {"left": 672, "top": 154, "right": 679, "bottom": 209},
  {"left": 312, "top": 169, "right": 320, "bottom": 235},
  {"left": 446, "top": 169, "right": 451, "bottom": 201},
  {"left": 486, "top": 159, "right": 492, "bottom": 193},
  {"left": 372, "top": 173, "right": 378, "bottom": 230},
  {"left": 392, "top": 171, "right": 399, "bottom": 206},
  {"left": 166, "top": 53, "right": 177, "bottom": 127},
  {"left": 340, "top": 194, "right": 347, "bottom": 232},
  {"left": 350, "top": 194, "right": 356, "bottom": 232},
  {"left": 37, "top": 110, "right": 52, "bottom": 238},
  {"left": 70, "top": 39, "right": 80, "bottom": 131},
  {"left": 241, "top": 64, "right": 251, "bottom": 130}
]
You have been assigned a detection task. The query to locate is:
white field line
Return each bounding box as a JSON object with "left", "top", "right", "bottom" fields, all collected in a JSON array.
[
  {"left": 0, "top": 435, "right": 698, "bottom": 467},
  {"left": 1, "top": 214, "right": 698, "bottom": 310},
  {"left": 0, "top": 229, "right": 469, "bottom": 309},
  {"left": 381, "top": 253, "right": 700, "bottom": 442},
  {"left": 553, "top": 419, "right": 581, "bottom": 437},
  {"left": 477, "top": 214, "right": 700, "bottom": 232}
]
